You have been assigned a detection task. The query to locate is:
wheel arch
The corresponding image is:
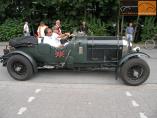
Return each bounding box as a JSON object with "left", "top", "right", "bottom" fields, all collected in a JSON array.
[
  {"left": 119, "top": 52, "right": 150, "bottom": 66},
  {"left": 6, "top": 51, "right": 38, "bottom": 73}
]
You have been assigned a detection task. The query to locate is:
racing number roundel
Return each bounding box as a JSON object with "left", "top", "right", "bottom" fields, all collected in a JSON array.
[{"left": 55, "top": 50, "right": 65, "bottom": 58}]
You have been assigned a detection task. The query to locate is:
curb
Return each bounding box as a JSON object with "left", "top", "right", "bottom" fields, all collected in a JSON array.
[{"left": 132, "top": 43, "right": 145, "bottom": 48}]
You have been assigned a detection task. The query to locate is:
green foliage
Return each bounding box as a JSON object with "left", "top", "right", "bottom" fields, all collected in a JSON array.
[
  {"left": 88, "top": 16, "right": 108, "bottom": 36},
  {"left": 0, "top": 0, "right": 120, "bottom": 40},
  {"left": 141, "top": 17, "right": 157, "bottom": 41},
  {"left": 0, "top": 19, "right": 23, "bottom": 41},
  {"left": 87, "top": 16, "right": 117, "bottom": 36},
  {"left": 61, "top": 19, "right": 77, "bottom": 33},
  {"left": 0, "top": 0, "right": 11, "bottom": 22},
  {"left": 60, "top": 16, "right": 115, "bottom": 36},
  {"left": 0, "top": 0, "right": 119, "bottom": 23}
]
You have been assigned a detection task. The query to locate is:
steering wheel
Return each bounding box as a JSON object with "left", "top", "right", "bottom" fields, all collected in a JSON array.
[{"left": 67, "top": 34, "right": 75, "bottom": 41}]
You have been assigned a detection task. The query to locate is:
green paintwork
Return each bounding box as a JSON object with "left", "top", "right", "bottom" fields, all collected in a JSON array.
[{"left": 9, "top": 36, "right": 125, "bottom": 68}]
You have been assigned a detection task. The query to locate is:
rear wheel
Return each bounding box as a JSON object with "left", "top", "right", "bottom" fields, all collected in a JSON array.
[
  {"left": 120, "top": 58, "right": 150, "bottom": 86},
  {"left": 7, "top": 55, "right": 33, "bottom": 81}
]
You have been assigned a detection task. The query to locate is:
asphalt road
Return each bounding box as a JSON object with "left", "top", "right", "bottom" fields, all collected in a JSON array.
[{"left": 0, "top": 47, "right": 157, "bottom": 118}]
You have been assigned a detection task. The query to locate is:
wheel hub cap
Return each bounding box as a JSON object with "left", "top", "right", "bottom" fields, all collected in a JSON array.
[{"left": 15, "top": 66, "right": 22, "bottom": 72}]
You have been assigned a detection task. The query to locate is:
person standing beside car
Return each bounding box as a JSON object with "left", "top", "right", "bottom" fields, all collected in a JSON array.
[
  {"left": 54, "top": 19, "right": 62, "bottom": 35},
  {"left": 126, "top": 23, "right": 134, "bottom": 42},
  {"left": 23, "top": 21, "right": 30, "bottom": 36},
  {"left": 37, "top": 21, "right": 48, "bottom": 38},
  {"left": 54, "top": 19, "right": 70, "bottom": 36},
  {"left": 126, "top": 22, "right": 134, "bottom": 49},
  {"left": 77, "top": 21, "right": 89, "bottom": 35}
]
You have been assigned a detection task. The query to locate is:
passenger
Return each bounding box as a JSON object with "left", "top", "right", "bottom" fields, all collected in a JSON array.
[
  {"left": 37, "top": 21, "right": 48, "bottom": 38},
  {"left": 52, "top": 26, "right": 70, "bottom": 47}
]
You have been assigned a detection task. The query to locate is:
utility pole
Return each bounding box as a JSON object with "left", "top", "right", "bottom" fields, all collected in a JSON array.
[{"left": 117, "top": 0, "right": 120, "bottom": 36}]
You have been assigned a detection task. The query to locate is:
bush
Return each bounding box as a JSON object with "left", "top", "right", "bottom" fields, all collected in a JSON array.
[
  {"left": 87, "top": 17, "right": 107, "bottom": 36},
  {"left": 61, "top": 18, "right": 77, "bottom": 33},
  {"left": 141, "top": 17, "right": 157, "bottom": 42},
  {"left": 58, "top": 17, "right": 114, "bottom": 36},
  {"left": 0, "top": 19, "right": 23, "bottom": 41},
  {"left": 87, "top": 16, "right": 116, "bottom": 36}
]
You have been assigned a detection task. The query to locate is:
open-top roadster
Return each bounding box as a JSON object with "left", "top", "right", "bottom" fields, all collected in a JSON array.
[{"left": 0, "top": 35, "right": 150, "bottom": 86}]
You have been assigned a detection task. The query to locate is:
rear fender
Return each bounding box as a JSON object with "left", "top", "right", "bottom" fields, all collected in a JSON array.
[
  {"left": 0, "top": 55, "right": 3, "bottom": 62},
  {"left": 5, "top": 51, "right": 37, "bottom": 73},
  {"left": 119, "top": 52, "right": 150, "bottom": 66}
]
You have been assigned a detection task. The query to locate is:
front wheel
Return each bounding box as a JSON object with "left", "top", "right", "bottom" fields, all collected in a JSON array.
[
  {"left": 120, "top": 58, "right": 150, "bottom": 86},
  {"left": 7, "top": 55, "right": 33, "bottom": 81}
]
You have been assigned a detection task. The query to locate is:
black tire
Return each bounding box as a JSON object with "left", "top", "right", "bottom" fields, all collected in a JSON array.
[
  {"left": 7, "top": 55, "right": 33, "bottom": 81},
  {"left": 120, "top": 58, "right": 150, "bottom": 86}
]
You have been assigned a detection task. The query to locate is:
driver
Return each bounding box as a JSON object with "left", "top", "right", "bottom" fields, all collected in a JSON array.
[
  {"left": 42, "top": 28, "right": 63, "bottom": 48},
  {"left": 43, "top": 27, "right": 71, "bottom": 48}
]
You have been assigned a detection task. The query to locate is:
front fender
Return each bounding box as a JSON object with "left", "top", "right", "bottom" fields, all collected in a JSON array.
[
  {"left": 4, "top": 51, "right": 37, "bottom": 73},
  {"left": 119, "top": 52, "right": 150, "bottom": 66}
]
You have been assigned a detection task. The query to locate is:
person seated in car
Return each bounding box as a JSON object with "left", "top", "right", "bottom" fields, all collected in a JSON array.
[
  {"left": 43, "top": 27, "right": 70, "bottom": 48},
  {"left": 42, "top": 28, "right": 63, "bottom": 48},
  {"left": 52, "top": 26, "right": 72, "bottom": 46}
]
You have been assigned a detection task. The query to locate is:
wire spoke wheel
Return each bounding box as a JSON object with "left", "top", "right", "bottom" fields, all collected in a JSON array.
[
  {"left": 127, "top": 65, "right": 144, "bottom": 81},
  {"left": 7, "top": 55, "right": 33, "bottom": 80},
  {"left": 12, "top": 62, "right": 27, "bottom": 75},
  {"left": 120, "top": 58, "right": 150, "bottom": 86},
  {"left": 145, "top": 39, "right": 155, "bottom": 50}
]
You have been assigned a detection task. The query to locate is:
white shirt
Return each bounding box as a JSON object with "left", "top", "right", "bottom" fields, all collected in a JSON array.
[
  {"left": 42, "top": 33, "right": 69, "bottom": 48},
  {"left": 51, "top": 33, "right": 62, "bottom": 47},
  {"left": 43, "top": 34, "right": 61, "bottom": 48},
  {"left": 43, "top": 36, "right": 54, "bottom": 46},
  {"left": 23, "top": 23, "right": 29, "bottom": 33}
]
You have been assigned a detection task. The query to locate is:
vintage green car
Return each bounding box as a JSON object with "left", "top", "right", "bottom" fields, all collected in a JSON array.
[{"left": 0, "top": 36, "right": 150, "bottom": 86}]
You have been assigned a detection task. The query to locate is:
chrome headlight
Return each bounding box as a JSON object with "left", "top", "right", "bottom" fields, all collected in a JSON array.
[{"left": 132, "top": 46, "right": 140, "bottom": 52}]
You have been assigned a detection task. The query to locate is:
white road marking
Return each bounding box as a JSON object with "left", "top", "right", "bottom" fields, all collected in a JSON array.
[
  {"left": 35, "top": 89, "right": 41, "bottom": 93},
  {"left": 126, "top": 91, "right": 132, "bottom": 97},
  {"left": 17, "top": 107, "right": 27, "bottom": 115},
  {"left": 28, "top": 96, "right": 35, "bottom": 103},
  {"left": 132, "top": 100, "right": 139, "bottom": 107},
  {"left": 139, "top": 112, "right": 148, "bottom": 118},
  {"left": 125, "top": 92, "right": 147, "bottom": 118},
  {"left": 87, "top": 102, "right": 92, "bottom": 105}
]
